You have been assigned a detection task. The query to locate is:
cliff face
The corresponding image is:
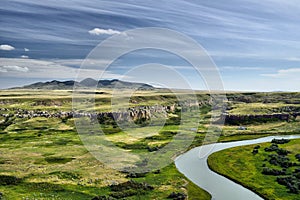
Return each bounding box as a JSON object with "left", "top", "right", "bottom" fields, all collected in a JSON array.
[
  {"left": 219, "top": 113, "right": 300, "bottom": 125},
  {"left": 97, "top": 105, "right": 174, "bottom": 123},
  {"left": 0, "top": 104, "right": 178, "bottom": 123}
]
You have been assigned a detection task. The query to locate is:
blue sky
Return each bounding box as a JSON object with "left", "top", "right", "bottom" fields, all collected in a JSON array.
[{"left": 0, "top": 0, "right": 300, "bottom": 91}]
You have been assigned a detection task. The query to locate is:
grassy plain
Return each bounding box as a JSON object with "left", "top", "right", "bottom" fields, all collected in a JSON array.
[
  {"left": 208, "top": 139, "right": 300, "bottom": 200},
  {"left": 0, "top": 89, "right": 210, "bottom": 199},
  {"left": 0, "top": 89, "right": 299, "bottom": 199}
]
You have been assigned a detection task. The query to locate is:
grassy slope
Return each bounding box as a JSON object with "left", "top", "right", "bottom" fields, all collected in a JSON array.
[{"left": 207, "top": 139, "right": 300, "bottom": 200}]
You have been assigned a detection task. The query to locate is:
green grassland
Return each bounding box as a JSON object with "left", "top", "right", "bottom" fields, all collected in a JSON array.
[
  {"left": 0, "top": 116, "right": 211, "bottom": 199},
  {"left": 0, "top": 89, "right": 211, "bottom": 200},
  {"left": 0, "top": 89, "right": 299, "bottom": 199},
  {"left": 208, "top": 139, "right": 300, "bottom": 200}
]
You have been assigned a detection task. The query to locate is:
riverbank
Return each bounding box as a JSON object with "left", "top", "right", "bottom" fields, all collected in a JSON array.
[
  {"left": 175, "top": 135, "right": 300, "bottom": 200},
  {"left": 207, "top": 137, "right": 300, "bottom": 200}
]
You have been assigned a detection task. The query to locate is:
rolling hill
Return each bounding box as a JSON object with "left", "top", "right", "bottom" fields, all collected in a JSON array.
[{"left": 14, "top": 78, "right": 154, "bottom": 90}]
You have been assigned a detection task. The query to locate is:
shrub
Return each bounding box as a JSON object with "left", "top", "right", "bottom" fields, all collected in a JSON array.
[
  {"left": 110, "top": 180, "right": 154, "bottom": 192},
  {"left": 276, "top": 176, "right": 300, "bottom": 194},
  {"left": 109, "top": 180, "right": 154, "bottom": 198},
  {"left": 264, "top": 144, "right": 290, "bottom": 156},
  {"left": 264, "top": 144, "right": 279, "bottom": 152},
  {"left": 92, "top": 195, "right": 116, "bottom": 200},
  {"left": 252, "top": 149, "right": 259, "bottom": 155},
  {"left": 147, "top": 146, "right": 160, "bottom": 152},
  {"left": 125, "top": 172, "right": 147, "bottom": 178},
  {"left": 268, "top": 154, "right": 292, "bottom": 168},
  {"left": 276, "top": 148, "right": 291, "bottom": 156},
  {"left": 167, "top": 192, "right": 187, "bottom": 200},
  {"left": 295, "top": 154, "right": 300, "bottom": 162},
  {"left": 271, "top": 138, "right": 290, "bottom": 144},
  {"left": 0, "top": 175, "right": 22, "bottom": 186},
  {"left": 45, "top": 157, "right": 74, "bottom": 164},
  {"left": 262, "top": 167, "right": 286, "bottom": 176}
]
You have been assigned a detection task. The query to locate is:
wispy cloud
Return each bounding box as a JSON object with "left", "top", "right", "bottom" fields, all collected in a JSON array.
[
  {"left": 0, "top": 65, "right": 29, "bottom": 73},
  {"left": 0, "top": 58, "right": 127, "bottom": 80},
  {"left": 0, "top": 44, "right": 15, "bottom": 51},
  {"left": 88, "top": 28, "right": 121, "bottom": 35},
  {"left": 261, "top": 68, "right": 300, "bottom": 78},
  {"left": 1, "top": 0, "right": 300, "bottom": 91},
  {"left": 221, "top": 66, "right": 264, "bottom": 71},
  {"left": 21, "top": 55, "right": 29, "bottom": 59}
]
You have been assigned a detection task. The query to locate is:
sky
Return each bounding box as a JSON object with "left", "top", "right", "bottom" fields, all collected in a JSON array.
[{"left": 0, "top": 0, "right": 300, "bottom": 91}]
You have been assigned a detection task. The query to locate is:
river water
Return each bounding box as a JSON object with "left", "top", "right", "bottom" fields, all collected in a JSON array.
[{"left": 175, "top": 135, "right": 300, "bottom": 200}]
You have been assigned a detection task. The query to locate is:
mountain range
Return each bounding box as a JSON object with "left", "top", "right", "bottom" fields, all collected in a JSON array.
[{"left": 15, "top": 78, "right": 154, "bottom": 90}]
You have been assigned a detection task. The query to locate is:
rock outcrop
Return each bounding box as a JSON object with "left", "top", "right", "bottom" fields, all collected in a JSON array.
[{"left": 219, "top": 113, "right": 299, "bottom": 125}]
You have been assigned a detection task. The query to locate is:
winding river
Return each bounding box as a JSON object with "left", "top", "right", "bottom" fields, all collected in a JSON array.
[{"left": 175, "top": 135, "right": 300, "bottom": 200}]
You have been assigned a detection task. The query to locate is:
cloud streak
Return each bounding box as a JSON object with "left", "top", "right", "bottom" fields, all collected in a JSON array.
[
  {"left": 0, "top": 58, "right": 127, "bottom": 80},
  {"left": 1, "top": 0, "right": 300, "bottom": 91},
  {"left": 261, "top": 68, "right": 300, "bottom": 78},
  {"left": 88, "top": 28, "right": 121, "bottom": 35},
  {"left": 0, "top": 44, "right": 15, "bottom": 51},
  {"left": 21, "top": 55, "right": 29, "bottom": 59},
  {"left": 221, "top": 66, "right": 264, "bottom": 71},
  {"left": 0, "top": 65, "right": 29, "bottom": 73}
]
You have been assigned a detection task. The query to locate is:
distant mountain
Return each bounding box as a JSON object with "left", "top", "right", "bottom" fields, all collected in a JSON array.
[
  {"left": 15, "top": 78, "right": 154, "bottom": 90},
  {"left": 79, "top": 78, "right": 98, "bottom": 87}
]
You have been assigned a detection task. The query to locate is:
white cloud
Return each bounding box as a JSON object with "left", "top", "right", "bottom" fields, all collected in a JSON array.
[
  {"left": 88, "top": 28, "right": 121, "bottom": 35},
  {"left": 0, "top": 65, "right": 29, "bottom": 73},
  {"left": 261, "top": 68, "right": 300, "bottom": 78},
  {"left": 221, "top": 66, "right": 264, "bottom": 71},
  {"left": 0, "top": 58, "right": 128, "bottom": 80},
  {"left": 0, "top": 44, "right": 15, "bottom": 51},
  {"left": 21, "top": 55, "right": 29, "bottom": 59},
  {"left": 24, "top": 48, "right": 30, "bottom": 52}
]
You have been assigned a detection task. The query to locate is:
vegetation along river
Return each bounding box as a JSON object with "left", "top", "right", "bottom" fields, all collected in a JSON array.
[{"left": 175, "top": 135, "right": 300, "bottom": 200}]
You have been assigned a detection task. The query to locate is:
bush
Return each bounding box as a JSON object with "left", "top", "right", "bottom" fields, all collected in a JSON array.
[
  {"left": 268, "top": 154, "right": 292, "bottom": 168},
  {"left": 45, "top": 157, "right": 74, "bottom": 164},
  {"left": 276, "top": 148, "right": 291, "bottom": 156},
  {"left": 0, "top": 175, "right": 22, "bottom": 186},
  {"left": 264, "top": 144, "right": 279, "bottom": 152},
  {"left": 167, "top": 192, "right": 187, "bottom": 200},
  {"left": 110, "top": 189, "right": 141, "bottom": 198},
  {"left": 109, "top": 180, "right": 154, "bottom": 198},
  {"left": 271, "top": 138, "right": 290, "bottom": 144},
  {"left": 262, "top": 167, "right": 286, "bottom": 176},
  {"left": 125, "top": 172, "right": 147, "bottom": 178},
  {"left": 295, "top": 154, "right": 300, "bottom": 162},
  {"left": 92, "top": 196, "right": 115, "bottom": 200},
  {"left": 252, "top": 149, "right": 259, "bottom": 155},
  {"left": 276, "top": 176, "right": 300, "bottom": 194},
  {"left": 264, "top": 144, "right": 290, "bottom": 156},
  {"left": 110, "top": 180, "right": 154, "bottom": 192},
  {"left": 147, "top": 146, "right": 160, "bottom": 152}
]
